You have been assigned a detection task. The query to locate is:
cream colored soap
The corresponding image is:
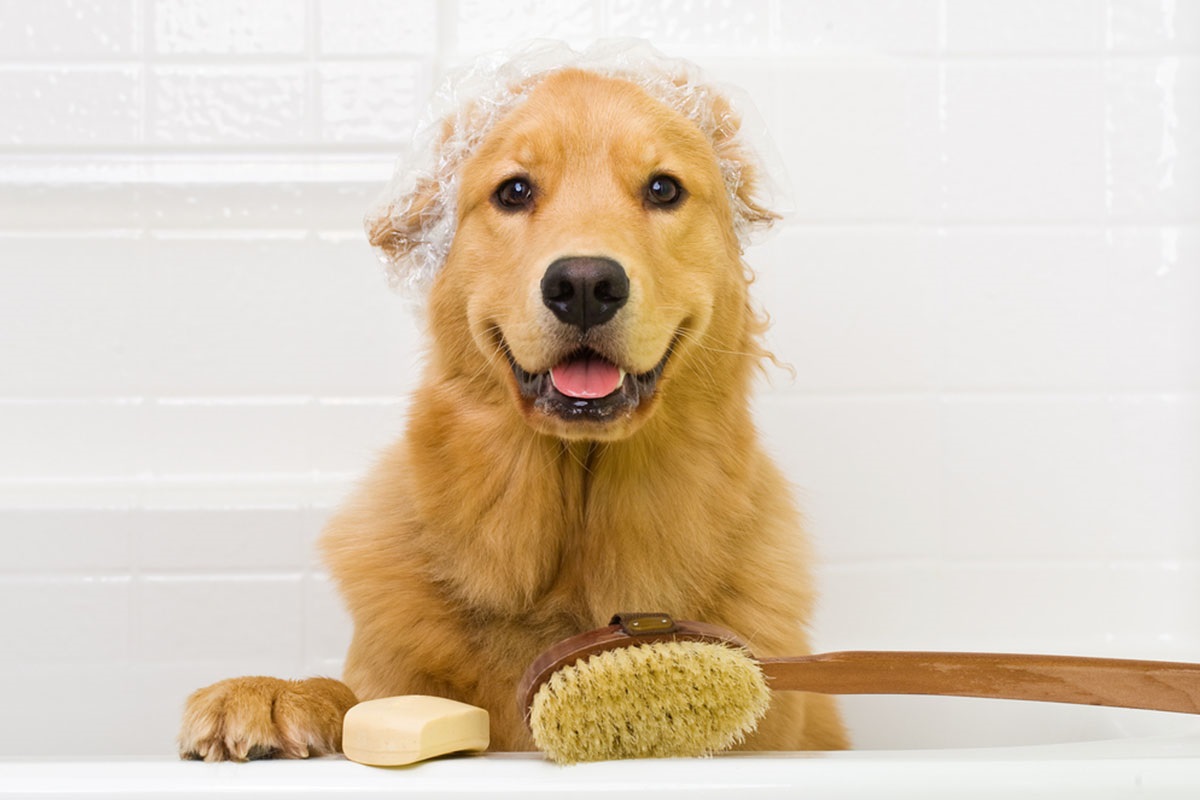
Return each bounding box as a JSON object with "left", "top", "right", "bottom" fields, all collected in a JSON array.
[{"left": 342, "top": 695, "right": 490, "bottom": 766}]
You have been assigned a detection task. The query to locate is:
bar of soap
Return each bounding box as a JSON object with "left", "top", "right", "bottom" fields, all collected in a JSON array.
[{"left": 342, "top": 695, "right": 490, "bottom": 766}]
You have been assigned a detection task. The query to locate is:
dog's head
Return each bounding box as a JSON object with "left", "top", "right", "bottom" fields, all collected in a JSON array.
[{"left": 369, "top": 49, "right": 777, "bottom": 442}]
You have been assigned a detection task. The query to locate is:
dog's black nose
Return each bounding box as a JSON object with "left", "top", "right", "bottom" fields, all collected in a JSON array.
[{"left": 540, "top": 257, "right": 629, "bottom": 331}]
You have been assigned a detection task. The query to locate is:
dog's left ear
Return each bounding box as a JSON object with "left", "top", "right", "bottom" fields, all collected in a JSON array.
[{"left": 698, "top": 88, "right": 780, "bottom": 231}]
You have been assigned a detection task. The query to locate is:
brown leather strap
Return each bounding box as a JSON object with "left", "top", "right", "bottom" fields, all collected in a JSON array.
[
  {"left": 761, "top": 651, "right": 1200, "bottom": 714},
  {"left": 518, "top": 615, "right": 1200, "bottom": 726}
]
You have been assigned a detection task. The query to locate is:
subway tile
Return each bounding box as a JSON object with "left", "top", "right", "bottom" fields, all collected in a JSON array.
[
  {"left": 455, "top": 0, "right": 595, "bottom": 57},
  {"left": 0, "top": 236, "right": 145, "bottom": 395},
  {"left": 941, "top": 61, "right": 1107, "bottom": 221},
  {"left": 0, "top": 664, "right": 152, "bottom": 756},
  {"left": 0, "top": 400, "right": 143, "bottom": 480},
  {"left": 136, "top": 234, "right": 419, "bottom": 396},
  {"left": 945, "top": 0, "right": 1104, "bottom": 54},
  {"left": 1107, "top": 395, "right": 1200, "bottom": 558},
  {"left": 0, "top": 509, "right": 132, "bottom": 572},
  {"left": 134, "top": 508, "right": 310, "bottom": 570},
  {"left": 777, "top": 0, "right": 940, "bottom": 54},
  {"left": 132, "top": 473, "right": 356, "bottom": 510},
  {"left": 936, "top": 226, "right": 1200, "bottom": 392},
  {"left": 0, "top": 400, "right": 401, "bottom": 494},
  {"left": 605, "top": 0, "right": 770, "bottom": 52},
  {"left": 1107, "top": 0, "right": 1200, "bottom": 53},
  {"left": 148, "top": 66, "right": 310, "bottom": 144},
  {"left": 305, "top": 399, "right": 406, "bottom": 475},
  {"left": 305, "top": 573, "right": 353, "bottom": 664},
  {"left": 146, "top": 400, "right": 312, "bottom": 477},
  {"left": 0, "top": 661, "right": 312, "bottom": 756},
  {"left": 936, "top": 228, "right": 1115, "bottom": 391},
  {"left": 931, "top": 561, "right": 1200, "bottom": 653},
  {"left": 1106, "top": 57, "right": 1200, "bottom": 222},
  {"left": 0, "top": 67, "right": 141, "bottom": 146},
  {"left": 818, "top": 560, "right": 1200, "bottom": 656},
  {"left": 144, "top": 399, "right": 389, "bottom": 481},
  {"left": 0, "top": 173, "right": 383, "bottom": 232},
  {"left": 150, "top": 0, "right": 307, "bottom": 55},
  {"left": 0, "top": 229, "right": 399, "bottom": 407},
  {"left": 0, "top": 577, "right": 129, "bottom": 662},
  {"left": 938, "top": 397, "right": 1122, "bottom": 559},
  {"left": 318, "top": 62, "right": 430, "bottom": 144},
  {"left": 137, "top": 233, "right": 332, "bottom": 395},
  {"left": 0, "top": 184, "right": 142, "bottom": 230},
  {"left": 770, "top": 59, "right": 941, "bottom": 222},
  {"left": 132, "top": 574, "right": 304, "bottom": 662},
  {"left": 753, "top": 226, "right": 940, "bottom": 392},
  {"left": 139, "top": 180, "right": 382, "bottom": 229},
  {"left": 1105, "top": 226, "right": 1200, "bottom": 391},
  {"left": 0, "top": 481, "right": 142, "bottom": 510},
  {"left": 810, "top": 563, "right": 941, "bottom": 651},
  {"left": 318, "top": 0, "right": 438, "bottom": 55},
  {"left": 0, "top": 0, "right": 140, "bottom": 59},
  {"left": 755, "top": 395, "right": 942, "bottom": 564}
]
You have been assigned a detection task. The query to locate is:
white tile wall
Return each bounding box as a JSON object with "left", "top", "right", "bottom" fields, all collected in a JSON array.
[
  {"left": 150, "top": 0, "right": 308, "bottom": 55},
  {"left": 0, "top": 1, "right": 1197, "bottom": 756}
]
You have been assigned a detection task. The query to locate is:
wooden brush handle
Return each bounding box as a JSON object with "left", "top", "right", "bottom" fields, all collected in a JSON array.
[{"left": 762, "top": 651, "right": 1200, "bottom": 714}]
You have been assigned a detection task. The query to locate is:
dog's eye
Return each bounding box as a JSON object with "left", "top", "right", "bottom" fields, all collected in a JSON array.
[
  {"left": 645, "top": 175, "right": 684, "bottom": 208},
  {"left": 494, "top": 177, "right": 535, "bottom": 211}
]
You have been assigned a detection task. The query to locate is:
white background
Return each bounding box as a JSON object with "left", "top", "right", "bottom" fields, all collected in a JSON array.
[{"left": 0, "top": 0, "right": 1197, "bottom": 757}]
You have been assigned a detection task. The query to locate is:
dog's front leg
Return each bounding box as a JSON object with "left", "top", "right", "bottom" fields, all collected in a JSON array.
[{"left": 178, "top": 676, "right": 357, "bottom": 761}]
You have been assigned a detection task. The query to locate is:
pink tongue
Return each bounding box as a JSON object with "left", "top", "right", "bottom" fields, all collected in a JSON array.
[{"left": 550, "top": 355, "right": 623, "bottom": 399}]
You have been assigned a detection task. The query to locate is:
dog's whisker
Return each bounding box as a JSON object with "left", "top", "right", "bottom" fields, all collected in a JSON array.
[
  {"left": 673, "top": 327, "right": 763, "bottom": 362},
  {"left": 669, "top": 329, "right": 748, "bottom": 396}
]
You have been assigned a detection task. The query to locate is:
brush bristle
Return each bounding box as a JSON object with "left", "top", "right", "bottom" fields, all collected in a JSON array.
[{"left": 528, "top": 640, "right": 771, "bottom": 764}]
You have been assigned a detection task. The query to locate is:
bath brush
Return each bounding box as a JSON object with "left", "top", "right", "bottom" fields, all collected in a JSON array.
[{"left": 519, "top": 613, "right": 1200, "bottom": 764}]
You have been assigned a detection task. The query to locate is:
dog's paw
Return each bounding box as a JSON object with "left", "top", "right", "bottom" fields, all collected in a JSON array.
[{"left": 178, "top": 676, "right": 357, "bottom": 762}]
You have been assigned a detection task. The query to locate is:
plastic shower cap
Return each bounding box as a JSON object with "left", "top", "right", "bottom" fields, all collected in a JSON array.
[{"left": 366, "top": 39, "right": 787, "bottom": 296}]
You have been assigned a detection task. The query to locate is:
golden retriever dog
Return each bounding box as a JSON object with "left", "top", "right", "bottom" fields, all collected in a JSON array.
[{"left": 178, "top": 50, "right": 847, "bottom": 761}]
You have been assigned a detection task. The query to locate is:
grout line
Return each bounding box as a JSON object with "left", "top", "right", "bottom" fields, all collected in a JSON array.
[
  {"left": 5, "top": 560, "right": 1197, "bottom": 581},
  {"left": 433, "top": 0, "right": 457, "bottom": 82},
  {"left": 4, "top": 51, "right": 1198, "bottom": 68},
  {"left": 0, "top": 391, "right": 1197, "bottom": 405},
  {"left": 0, "top": 391, "right": 1195, "bottom": 405},
  {"left": 135, "top": 0, "right": 149, "bottom": 148},
  {"left": 3, "top": 220, "right": 1198, "bottom": 232},
  {"left": 307, "top": 0, "right": 321, "bottom": 145},
  {"left": 822, "top": 557, "right": 1200, "bottom": 571},
  {"left": 136, "top": 572, "right": 308, "bottom": 583},
  {"left": 0, "top": 574, "right": 134, "bottom": 584},
  {"left": 759, "top": 390, "right": 1200, "bottom": 402}
]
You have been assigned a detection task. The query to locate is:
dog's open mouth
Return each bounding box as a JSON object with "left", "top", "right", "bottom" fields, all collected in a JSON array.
[{"left": 506, "top": 345, "right": 671, "bottom": 423}]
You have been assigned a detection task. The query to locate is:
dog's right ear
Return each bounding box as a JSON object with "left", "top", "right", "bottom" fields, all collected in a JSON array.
[
  {"left": 364, "top": 114, "right": 463, "bottom": 286},
  {"left": 365, "top": 174, "right": 443, "bottom": 267}
]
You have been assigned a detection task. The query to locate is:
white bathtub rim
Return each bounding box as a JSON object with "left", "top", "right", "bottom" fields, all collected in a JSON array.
[{"left": 2, "top": 732, "right": 1199, "bottom": 799}]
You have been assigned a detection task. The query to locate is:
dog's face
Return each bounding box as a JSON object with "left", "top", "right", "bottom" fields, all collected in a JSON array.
[{"left": 381, "top": 69, "right": 765, "bottom": 442}]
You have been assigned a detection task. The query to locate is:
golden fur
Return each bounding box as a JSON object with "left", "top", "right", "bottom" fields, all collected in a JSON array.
[{"left": 179, "top": 68, "right": 847, "bottom": 761}]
